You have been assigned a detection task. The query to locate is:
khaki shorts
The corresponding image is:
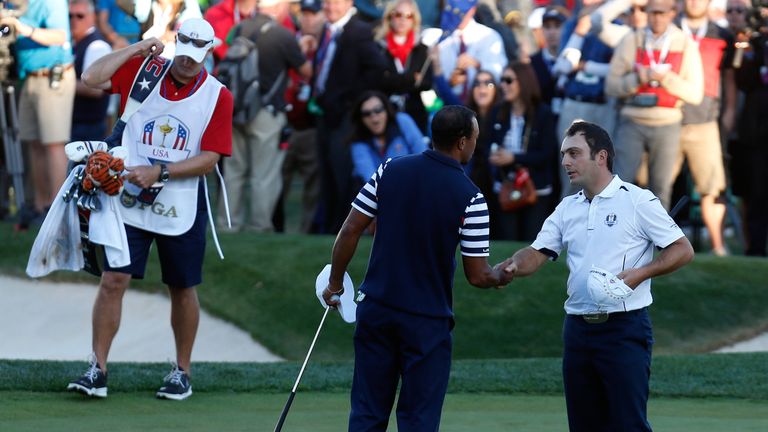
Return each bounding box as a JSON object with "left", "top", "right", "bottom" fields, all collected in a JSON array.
[
  {"left": 676, "top": 121, "right": 726, "bottom": 196},
  {"left": 18, "top": 66, "right": 75, "bottom": 144}
]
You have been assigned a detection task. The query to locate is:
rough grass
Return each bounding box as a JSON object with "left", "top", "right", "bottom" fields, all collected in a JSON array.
[{"left": 3, "top": 221, "right": 767, "bottom": 361}]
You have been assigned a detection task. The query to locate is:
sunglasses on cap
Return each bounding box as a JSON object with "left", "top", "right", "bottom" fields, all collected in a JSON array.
[
  {"left": 69, "top": 12, "right": 86, "bottom": 20},
  {"left": 361, "top": 105, "right": 386, "bottom": 117},
  {"left": 177, "top": 32, "right": 212, "bottom": 48},
  {"left": 726, "top": 7, "right": 746, "bottom": 13}
]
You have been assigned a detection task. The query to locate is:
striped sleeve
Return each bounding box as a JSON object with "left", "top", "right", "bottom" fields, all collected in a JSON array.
[
  {"left": 460, "top": 193, "right": 490, "bottom": 256},
  {"left": 351, "top": 160, "right": 389, "bottom": 217}
]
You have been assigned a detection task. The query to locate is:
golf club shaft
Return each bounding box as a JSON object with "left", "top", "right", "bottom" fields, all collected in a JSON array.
[
  {"left": 274, "top": 306, "right": 331, "bottom": 432},
  {"left": 628, "top": 195, "right": 690, "bottom": 269}
]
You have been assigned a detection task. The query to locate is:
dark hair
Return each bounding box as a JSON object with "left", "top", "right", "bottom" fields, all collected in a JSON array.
[
  {"left": 431, "top": 105, "right": 476, "bottom": 151},
  {"left": 497, "top": 62, "right": 541, "bottom": 125},
  {"left": 564, "top": 120, "right": 615, "bottom": 171},
  {"left": 347, "top": 90, "right": 399, "bottom": 144},
  {"left": 467, "top": 69, "right": 499, "bottom": 117}
]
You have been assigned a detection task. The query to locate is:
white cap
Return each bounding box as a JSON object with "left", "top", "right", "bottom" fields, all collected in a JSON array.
[
  {"left": 175, "top": 18, "right": 215, "bottom": 63},
  {"left": 315, "top": 264, "right": 357, "bottom": 323}
]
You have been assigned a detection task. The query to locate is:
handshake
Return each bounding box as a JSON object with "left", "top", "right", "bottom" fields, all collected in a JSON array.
[{"left": 487, "top": 257, "right": 520, "bottom": 289}]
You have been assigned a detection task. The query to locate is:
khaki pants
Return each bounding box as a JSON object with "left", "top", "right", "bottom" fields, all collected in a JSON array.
[
  {"left": 221, "top": 110, "right": 287, "bottom": 232},
  {"left": 673, "top": 121, "right": 726, "bottom": 196}
]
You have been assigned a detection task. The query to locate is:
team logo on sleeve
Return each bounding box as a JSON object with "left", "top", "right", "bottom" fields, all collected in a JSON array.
[
  {"left": 137, "top": 115, "right": 192, "bottom": 163},
  {"left": 604, "top": 213, "right": 618, "bottom": 227}
]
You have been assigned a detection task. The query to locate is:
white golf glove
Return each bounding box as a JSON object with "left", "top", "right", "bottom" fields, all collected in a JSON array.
[{"left": 588, "top": 266, "right": 634, "bottom": 308}]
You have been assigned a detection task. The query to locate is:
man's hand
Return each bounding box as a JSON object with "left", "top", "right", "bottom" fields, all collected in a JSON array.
[
  {"left": 299, "top": 34, "right": 318, "bottom": 55},
  {"left": 492, "top": 258, "right": 516, "bottom": 288},
  {"left": 322, "top": 283, "right": 343, "bottom": 307},
  {"left": 136, "top": 37, "right": 164, "bottom": 58},
  {"left": 123, "top": 165, "right": 161, "bottom": 189},
  {"left": 615, "top": 268, "right": 645, "bottom": 289}
]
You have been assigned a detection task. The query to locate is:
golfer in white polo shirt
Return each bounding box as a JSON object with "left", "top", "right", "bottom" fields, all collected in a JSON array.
[{"left": 504, "top": 120, "right": 694, "bottom": 431}]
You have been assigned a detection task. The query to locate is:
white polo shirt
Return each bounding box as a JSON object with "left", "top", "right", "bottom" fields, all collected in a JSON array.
[{"left": 531, "top": 176, "right": 685, "bottom": 315}]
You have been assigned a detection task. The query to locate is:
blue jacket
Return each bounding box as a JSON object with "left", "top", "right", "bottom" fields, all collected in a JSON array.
[{"left": 351, "top": 112, "right": 426, "bottom": 182}]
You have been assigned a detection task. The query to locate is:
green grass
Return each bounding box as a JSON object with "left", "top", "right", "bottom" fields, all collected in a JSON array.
[
  {"left": 3, "top": 222, "right": 768, "bottom": 361},
  {"left": 0, "top": 392, "right": 766, "bottom": 432},
  {"left": 2, "top": 354, "right": 766, "bottom": 399}
]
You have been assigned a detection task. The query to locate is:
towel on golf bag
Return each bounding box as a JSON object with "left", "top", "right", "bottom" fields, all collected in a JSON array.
[
  {"left": 89, "top": 192, "right": 130, "bottom": 268},
  {"left": 26, "top": 169, "right": 84, "bottom": 277},
  {"left": 587, "top": 266, "right": 634, "bottom": 308}
]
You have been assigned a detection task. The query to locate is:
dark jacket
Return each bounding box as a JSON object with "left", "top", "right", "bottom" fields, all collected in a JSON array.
[
  {"left": 314, "top": 16, "right": 387, "bottom": 127},
  {"left": 378, "top": 40, "right": 432, "bottom": 134},
  {"left": 487, "top": 103, "right": 558, "bottom": 191}
]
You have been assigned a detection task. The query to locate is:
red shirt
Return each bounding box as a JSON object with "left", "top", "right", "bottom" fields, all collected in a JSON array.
[{"left": 110, "top": 57, "right": 233, "bottom": 156}]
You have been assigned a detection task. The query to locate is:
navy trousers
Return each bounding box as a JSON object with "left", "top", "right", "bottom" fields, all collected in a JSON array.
[
  {"left": 349, "top": 299, "right": 452, "bottom": 432},
  {"left": 562, "top": 308, "right": 654, "bottom": 432}
]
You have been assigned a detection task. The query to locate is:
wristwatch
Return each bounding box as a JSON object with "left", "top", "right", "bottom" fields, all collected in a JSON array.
[{"left": 159, "top": 164, "right": 170, "bottom": 183}]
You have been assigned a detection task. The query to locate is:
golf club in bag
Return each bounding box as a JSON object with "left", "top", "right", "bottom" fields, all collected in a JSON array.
[{"left": 273, "top": 295, "right": 338, "bottom": 432}]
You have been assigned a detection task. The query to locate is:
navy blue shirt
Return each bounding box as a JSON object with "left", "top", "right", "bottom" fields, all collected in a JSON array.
[{"left": 352, "top": 150, "right": 490, "bottom": 318}]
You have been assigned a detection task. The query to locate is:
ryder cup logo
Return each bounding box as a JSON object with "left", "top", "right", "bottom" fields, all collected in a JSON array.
[
  {"left": 605, "top": 213, "right": 617, "bottom": 227},
  {"left": 138, "top": 115, "right": 192, "bottom": 163}
]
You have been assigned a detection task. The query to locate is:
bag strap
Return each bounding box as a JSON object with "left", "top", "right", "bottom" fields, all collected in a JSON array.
[{"left": 105, "top": 55, "right": 171, "bottom": 148}]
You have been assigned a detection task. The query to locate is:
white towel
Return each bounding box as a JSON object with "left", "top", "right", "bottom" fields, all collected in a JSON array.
[{"left": 89, "top": 192, "right": 130, "bottom": 268}]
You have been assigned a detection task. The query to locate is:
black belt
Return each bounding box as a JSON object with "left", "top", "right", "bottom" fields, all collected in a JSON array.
[
  {"left": 566, "top": 94, "right": 607, "bottom": 105},
  {"left": 570, "top": 307, "right": 647, "bottom": 324},
  {"left": 27, "top": 63, "right": 73, "bottom": 77}
]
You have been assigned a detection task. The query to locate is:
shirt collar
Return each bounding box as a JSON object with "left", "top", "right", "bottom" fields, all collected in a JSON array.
[
  {"left": 329, "top": 7, "right": 356, "bottom": 33},
  {"left": 424, "top": 149, "right": 463, "bottom": 171},
  {"left": 595, "top": 175, "right": 624, "bottom": 198}
]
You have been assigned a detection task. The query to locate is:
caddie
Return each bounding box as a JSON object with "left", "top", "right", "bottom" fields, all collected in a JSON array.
[
  {"left": 66, "top": 18, "right": 233, "bottom": 401},
  {"left": 504, "top": 121, "right": 694, "bottom": 431}
]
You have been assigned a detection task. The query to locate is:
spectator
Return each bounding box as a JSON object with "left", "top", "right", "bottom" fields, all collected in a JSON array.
[
  {"left": 606, "top": 0, "right": 703, "bottom": 209},
  {"left": 204, "top": 0, "right": 259, "bottom": 65},
  {"left": 553, "top": 0, "right": 616, "bottom": 198},
  {"left": 117, "top": 0, "right": 202, "bottom": 59},
  {"left": 723, "top": 0, "right": 749, "bottom": 205},
  {"left": 275, "top": 0, "right": 325, "bottom": 234},
  {"left": 375, "top": 0, "right": 432, "bottom": 134},
  {"left": 71, "top": 0, "right": 113, "bottom": 142},
  {"left": 671, "top": 0, "right": 737, "bottom": 256},
  {"left": 97, "top": 0, "right": 141, "bottom": 48},
  {"left": 220, "top": 0, "right": 312, "bottom": 232},
  {"left": 530, "top": 6, "right": 568, "bottom": 113},
  {"left": 592, "top": 0, "right": 649, "bottom": 49},
  {"left": 732, "top": 7, "right": 768, "bottom": 256},
  {"left": 2, "top": 0, "right": 75, "bottom": 219},
  {"left": 488, "top": 63, "right": 559, "bottom": 241},
  {"left": 437, "top": 0, "right": 507, "bottom": 103},
  {"left": 348, "top": 90, "right": 425, "bottom": 185},
  {"left": 311, "top": 0, "right": 386, "bottom": 233}
]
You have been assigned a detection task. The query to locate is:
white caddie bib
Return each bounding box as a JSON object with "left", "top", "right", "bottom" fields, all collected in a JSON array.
[{"left": 119, "top": 73, "right": 222, "bottom": 235}]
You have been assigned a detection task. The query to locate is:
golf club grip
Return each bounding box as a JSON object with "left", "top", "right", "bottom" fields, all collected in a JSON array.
[{"left": 274, "top": 392, "right": 296, "bottom": 432}]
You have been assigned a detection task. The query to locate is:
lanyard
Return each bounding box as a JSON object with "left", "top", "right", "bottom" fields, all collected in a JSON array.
[
  {"left": 681, "top": 19, "right": 707, "bottom": 43},
  {"left": 644, "top": 28, "right": 672, "bottom": 67}
]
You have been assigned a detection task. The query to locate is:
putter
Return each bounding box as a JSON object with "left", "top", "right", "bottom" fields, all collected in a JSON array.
[{"left": 274, "top": 295, "right": 339, "bottom": 432}]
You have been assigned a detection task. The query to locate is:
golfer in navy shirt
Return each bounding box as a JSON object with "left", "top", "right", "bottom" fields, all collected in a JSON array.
[
  {"left": 323, "top": 105, "right": 515, "bottom": 431},
  {"left": 506, "top": 121, "right": 694, "bottom": 431}
]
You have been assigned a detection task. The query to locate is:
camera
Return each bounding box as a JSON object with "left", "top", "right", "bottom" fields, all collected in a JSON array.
[{"left": 0, "top": 0, "right": 28, "bottom": 83}]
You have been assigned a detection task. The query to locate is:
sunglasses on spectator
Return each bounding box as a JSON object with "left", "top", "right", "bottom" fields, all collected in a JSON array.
[
  {"left": 500, "top": 76, "right": 517, "bottom": 85},
  {"left": 361, "top": 105, "right": 386, "bottom": 117},
  {"left": 474, "top": 79, "right": 496, "bottom": 88},
  {"left": 69, "top": 13, "right": 86, "bottom": 20},
  {"left": 629, "top": 6, "right": 646, "bottom": 13},
  {"left": 177, "top": 32, "right": 212, "bottom": 48},
  {"left": 726, "top": 7, "right": 746, "bottom": 13},
  {"left": 391, "top": 11, "right": 414, "bottom": 20},
  {"left": 647, "top": 9, "right": 672, "bottom": 15}
]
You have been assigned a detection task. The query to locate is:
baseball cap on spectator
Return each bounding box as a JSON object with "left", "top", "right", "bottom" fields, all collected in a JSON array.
[
  {"left": 260, "top": 0, "right": 299, "bottom": 6},
  {"left": 175, "top": 18, "right": 215, "bottom": 63},
  {"left": 300, "top": 0, "right": 322, "bottom": 12},
  {"left": 440, "top": 0, "right": 478, "bottom": 35},
  {"left": 542, "top": 6, "right": 568, "bottom": 24}
]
